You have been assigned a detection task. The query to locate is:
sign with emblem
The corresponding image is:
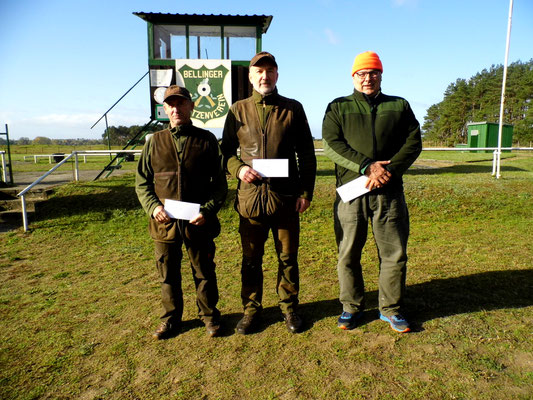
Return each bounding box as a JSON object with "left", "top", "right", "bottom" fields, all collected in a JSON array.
[{"left": 175, "top": 59, "right": 232, "bottom": 128}]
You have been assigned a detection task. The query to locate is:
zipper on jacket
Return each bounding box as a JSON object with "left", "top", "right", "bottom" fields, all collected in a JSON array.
[
  {"left": 370, "top": 104, "right": 377, "bottom": 160},
  {"left": 259, "top": 98, "right": 270, "bottom": 213}
]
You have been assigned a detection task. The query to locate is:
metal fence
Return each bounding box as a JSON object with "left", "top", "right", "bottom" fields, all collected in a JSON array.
[{"left": 13, "top": 147, "right": 533, "bottom": 232}]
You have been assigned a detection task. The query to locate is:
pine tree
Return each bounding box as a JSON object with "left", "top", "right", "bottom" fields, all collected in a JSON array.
[{"left": 423, "top": 60, "right": 532, "bottom": 145}]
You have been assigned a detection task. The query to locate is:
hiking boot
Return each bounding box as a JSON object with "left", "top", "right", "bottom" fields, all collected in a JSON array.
[
  {"left": 152, "top": 321, "right": 179, "bottom": 340},
  {"left": 380, "top": 313, "right": 411, "bottom": 333},
  {"left": 205, "top": 320, "right": 221, "bottom": 337},
  {"left": 283, "top": 312, "right": 303, "bottom": 333},
  {"left": 337, "top": 311, "right": 363, "bottom": 330},
  {"left": 235, "top": 314, "right": 257, "bottom": 335}
]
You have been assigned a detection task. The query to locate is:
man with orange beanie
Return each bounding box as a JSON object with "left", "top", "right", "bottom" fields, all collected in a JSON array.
[{"left": 322, "top": 51, "right": 422, "bottom": 333}]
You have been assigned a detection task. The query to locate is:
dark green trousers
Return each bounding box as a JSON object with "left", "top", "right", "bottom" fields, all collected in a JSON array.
[
  {"left": 238, "top": 209, "right": 300, "bottom": 316},
  {"left": 334, "top": 190, "right": 410, "bottom": 317},
  {"left": 154, "top": 221, "right": 220, "bottom": 324}
]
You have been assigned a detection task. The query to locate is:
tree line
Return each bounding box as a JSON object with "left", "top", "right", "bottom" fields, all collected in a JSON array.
[
  {"left": 101, "top": 124, "right": 162, "bottom": 146},
  {"left": 4, "top": 137, "right": 103, "bottom": 146},
  {"left": 0, "top": 124, "right": 164, "bottom": 147},
  {"left": 423, "top": 59, "right": 533, "bottom": 146}
]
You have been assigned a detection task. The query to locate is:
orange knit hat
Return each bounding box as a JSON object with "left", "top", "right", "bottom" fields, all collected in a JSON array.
[{"left": 351, "top": 51, "right": 383, "bottom": 76}]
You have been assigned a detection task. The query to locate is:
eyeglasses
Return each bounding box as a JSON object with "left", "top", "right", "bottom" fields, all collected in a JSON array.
[{"left": 354, "top": 70, "right": 381, "bottom": 79}]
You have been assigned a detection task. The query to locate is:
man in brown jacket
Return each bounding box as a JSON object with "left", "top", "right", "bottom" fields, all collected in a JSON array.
[
  {"left": 136, "top": 85, "right": 227, "bottom": 339},
  {"left": 221, "top": 52, "right": 316, "bottom": 334}
]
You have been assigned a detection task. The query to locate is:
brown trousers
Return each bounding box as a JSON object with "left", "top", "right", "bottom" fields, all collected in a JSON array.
[
  {"left": 154, "top": 220, "right": 220, "bottom": 324},
  {"left": 238, "top": 207, "right": 300, "bottom": 316}
]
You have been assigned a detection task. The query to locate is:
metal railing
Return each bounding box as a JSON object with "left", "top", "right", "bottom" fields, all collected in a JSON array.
[
  {"left": 17, "top": 153, "right": 76, "bottom": 231},
  {"left": 421, "top": 147, "right": 533, "bottom": 176},
  {"left": 1, "top": 151, "right": 6, "bottom": 183},
  {"left": 16, "top": 150, "right": 142, "bottom": 231},
  {"left": 13, "top": 146, "right": 533, "bottom": 232},
  {"left": 72, "top": 150, "right": 141, "bottom": 181}
]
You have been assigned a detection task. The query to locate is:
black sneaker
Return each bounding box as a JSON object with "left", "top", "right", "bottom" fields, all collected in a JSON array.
[
  {"left": 235, "top": 314, "right": 257, "bottom": 335},
  {"left": 283, "top": 312, "right": 303, "bottom": 333},
  {"left": 337, "top": 311, "right": 363, "bottom": 330}
]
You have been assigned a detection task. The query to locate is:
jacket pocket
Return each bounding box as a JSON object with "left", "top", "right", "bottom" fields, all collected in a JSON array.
[
  {"left": 185, "top": 215, "right": 221, "bottom": 241},
  {"left": 235, "top": 183, "right": 296, "bottom": 218},
  {"left": 235, "top": 184, "right": 262, "bottom": 219},
  {"left": 266, "top": 191, "right": 296, "bottom": 216},
  {"left": 149, "top": 218, "right": 178, "bottom": 242}
]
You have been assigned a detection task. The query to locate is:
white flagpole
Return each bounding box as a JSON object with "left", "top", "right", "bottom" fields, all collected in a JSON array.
[{"left": 495, "top": 0, "right": 514, "bottom": 179}]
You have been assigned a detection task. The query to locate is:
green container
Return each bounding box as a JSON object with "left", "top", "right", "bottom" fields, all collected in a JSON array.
[{"left": 467, "top": 122, "right": 513, "bottom": 153}]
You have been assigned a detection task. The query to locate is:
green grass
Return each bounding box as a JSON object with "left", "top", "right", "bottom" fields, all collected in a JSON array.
[{"left": 1, "top": 153, "right": 532, "bottom": 399}]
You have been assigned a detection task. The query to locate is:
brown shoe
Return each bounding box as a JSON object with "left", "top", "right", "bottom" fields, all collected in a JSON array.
[
  {"left": 235, "top": 314, "right": 257, "bottom": 335},
  {"left": 283, "top": 312, "right": 303, "bottom": 333},
  {"left": 205, "top": 321, "right": 221, "bottom": 337},
  {"left": 152, "top": 321, "right": 179, "bottom": 340}
]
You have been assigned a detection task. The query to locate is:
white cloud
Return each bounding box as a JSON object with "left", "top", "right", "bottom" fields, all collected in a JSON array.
[
  {"left": 1, "top": 111, "right": 149, "bottom": 140},
  {"left": 324, "top": 28, "right": 341, "bottom": 45},
  {"left": 32, "top": 113, "right": 101, "bottom": 127},
  {"left": 391, "top": 0, "right": 419, "bottom": 7}
]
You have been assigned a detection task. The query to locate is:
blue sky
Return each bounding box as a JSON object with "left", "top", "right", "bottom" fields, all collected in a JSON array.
[{"left": 1, "top": 0, "right": 531, "bottom": 140}]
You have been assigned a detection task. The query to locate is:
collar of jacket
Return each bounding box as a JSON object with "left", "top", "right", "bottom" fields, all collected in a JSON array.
[
  {"left": 252, "top": 88, "right": 279, "bottom": 105},
  {"left": 352, "top": 88, "right": 382, "bottom": 104},
  {"left": 170, "top": 123, "right": 194, "bottom": 137}
]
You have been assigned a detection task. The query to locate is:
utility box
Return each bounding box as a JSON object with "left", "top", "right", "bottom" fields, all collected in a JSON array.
[{"left": 467, "top": 121, "right": 513, "bottom": 153}]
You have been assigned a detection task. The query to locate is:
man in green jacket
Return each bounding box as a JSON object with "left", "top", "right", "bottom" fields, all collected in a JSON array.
[
  {"left": 221, "top": 52, "right": 317, "bottom": 334},
  {"left": 322, "top": 51, "right": 422, "bottom": 333},
  {"left": 136, "top": 85, "right": 227, "bottom": 339}
]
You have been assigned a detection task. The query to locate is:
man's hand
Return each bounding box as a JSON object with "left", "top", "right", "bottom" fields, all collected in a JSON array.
[
  {"left": 238, "top": 165, "right": 263, "bottom": 183},
  {"left": 152, "top": 205, "right": 171, "bottom": 223},
  {"left": 189, "top": 213, "right": 206, "bottom": 226},
  {"left": 365, "top": 160, "right": 392, "bottom": 190},
  {"left": 295, "top": 198, "right": 310, "bottom": 213}
]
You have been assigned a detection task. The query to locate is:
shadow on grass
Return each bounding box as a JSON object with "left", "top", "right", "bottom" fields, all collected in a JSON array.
[
  {"left": 34, "top": 185, "right": 141, "bottom": 221},
  {"left": 208, "top": 269, "right": 533, "bottom": 335},
  {"left": 404, "top": 269, "right": 533, "bottom": 328},
  {"left": 35, "top": 185, "right": 238, "bottom": 222},
  {"left": 316, "top": 169, "right": 335, "bottom": 177}
]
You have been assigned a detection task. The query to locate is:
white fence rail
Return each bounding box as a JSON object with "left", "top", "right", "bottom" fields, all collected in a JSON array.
[
  {"left": 12, "top": 147, "right": 533, "bottom": 232},
  {"left": 0, "top": 151, "right": 6, "bottom": 183},
  {"left": 16, "top": 150, "right": 142, "bottom": 231}
]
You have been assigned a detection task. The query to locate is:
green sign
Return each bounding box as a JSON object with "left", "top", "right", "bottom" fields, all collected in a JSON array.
[{"left": 176, "top": 60, "right": 232, "bottom": 128}]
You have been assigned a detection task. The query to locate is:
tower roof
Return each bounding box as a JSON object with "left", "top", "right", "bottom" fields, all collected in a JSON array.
[{"left": 133, "top": 12, "right": 273, "bottom": 34}]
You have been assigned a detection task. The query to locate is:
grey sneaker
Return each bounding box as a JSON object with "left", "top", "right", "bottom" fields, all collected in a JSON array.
[{"left": 379, "top": 313, "right": 411, "bottom": 333}]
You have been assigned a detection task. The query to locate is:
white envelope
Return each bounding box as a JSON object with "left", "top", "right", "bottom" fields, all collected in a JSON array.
[
  {"left": 164, "top": 199, "right": 200, "bottom": 220},
  {"left": 252, "top": 159, "right": 289, "bottom": 177},
  {"left": 336, "top": 176, "right": 372, "bottom": 203}
]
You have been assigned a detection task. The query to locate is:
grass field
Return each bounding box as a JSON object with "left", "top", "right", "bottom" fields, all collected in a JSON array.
[{"left": 1, "top": 151, "right": 532, "bottom": 399}]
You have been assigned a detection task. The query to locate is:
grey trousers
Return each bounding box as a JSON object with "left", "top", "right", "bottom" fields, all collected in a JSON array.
[{"left": 334, "top": 189, "right": 410, "bottom": 316}]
